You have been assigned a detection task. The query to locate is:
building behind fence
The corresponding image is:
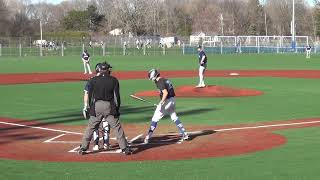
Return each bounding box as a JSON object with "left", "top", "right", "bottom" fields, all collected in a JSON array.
[{"left": 0, "top": 35, "right": 317, "bottom": 57}]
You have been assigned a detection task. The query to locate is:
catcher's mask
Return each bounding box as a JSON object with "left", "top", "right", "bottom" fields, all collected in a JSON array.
[
  {"left": 99, "top": 61, "right": 112, "bottom": 75},
  {"left": 95, "top": 63, "right": 102, "bottom": 73}
]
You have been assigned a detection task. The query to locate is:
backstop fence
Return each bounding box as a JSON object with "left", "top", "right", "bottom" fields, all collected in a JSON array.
[{"left": 0, "top": 35, "right": 317, "bottom": 57}]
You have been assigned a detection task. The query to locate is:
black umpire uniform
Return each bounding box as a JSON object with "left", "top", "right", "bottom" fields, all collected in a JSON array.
[{"left": 79, "top": 62, "right": 132, "bottom": 155}]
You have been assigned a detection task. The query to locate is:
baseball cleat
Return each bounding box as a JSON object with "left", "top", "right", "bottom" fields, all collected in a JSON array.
[
  {"left": 195, "top": 85, "right": 202, "bottom": 88},
  {"left": 122, "top": 147, "right": 133, "bottom": 155},
  {"left": 103, "top": 143, "right": 111, "bottom": 150},
  {"left": 78, "top": 146, "right": 87, "bottom": 155},
  {"left": 143, "top": 136, "right": 150, "bottom": 144},
  {"left": 182, "top": 133, "right": 190, "bottom": 141},
  {"left": 92, "top": 145, "right": 99, "bottom": 151}
]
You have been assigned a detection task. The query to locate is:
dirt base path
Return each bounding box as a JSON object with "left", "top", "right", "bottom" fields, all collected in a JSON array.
[
  {"left": 1, "top": 70, "right": 320, "bottom": 162},
  {"left": 1, "top": 117, "right": 320, "bottom": 162},
  {"left": 1, "top": 70, "right": 320, "bottom": 85}
]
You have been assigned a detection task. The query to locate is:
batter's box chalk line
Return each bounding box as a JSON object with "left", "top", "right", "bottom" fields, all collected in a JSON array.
[
  {"left": 66, "top": 132, "right": 188, "bottom": 154},
  {"left": 43, "top": 133, "right": 117, "bottom": 144},
  {"left": 66, "top": 134, "right": 145, "bottom": 154},
  {"left": 3, "top": 120, "right": 320, "bottom": 154}
]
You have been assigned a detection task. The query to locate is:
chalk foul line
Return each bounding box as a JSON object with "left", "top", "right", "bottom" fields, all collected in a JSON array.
[
  {"left": 215, "top": 120, "right": 320, "bottom": 132},
  {"left": 0, "top": 121, "right": 82, "bottom": 135},
  {"left": 2, "top": 120, "right": 320, "bottom": 136},
  {"left": 2, "top": 119, "right": 320, "bottom": 154}
]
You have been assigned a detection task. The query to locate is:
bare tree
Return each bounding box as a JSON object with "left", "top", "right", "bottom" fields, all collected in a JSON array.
[
  {"left": 1, "top": 0, "right": 316, "bottom": 38},
  {"left": 220, "top": 0, "right": 248, "bottom": 35},
  {"left": 191, "top": 0, "right": 221, "bottom": 35},
  {"left": 0, "top": 0, "right": 10, "bottom": 35}
]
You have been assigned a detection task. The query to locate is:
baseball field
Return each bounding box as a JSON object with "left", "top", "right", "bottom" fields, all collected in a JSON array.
[{"left": 1, "top": 54, "right": 320, "bottom": 179}]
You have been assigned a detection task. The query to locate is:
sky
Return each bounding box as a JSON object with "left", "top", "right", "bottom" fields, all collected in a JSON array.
[
  {"left": 31, "top": 0, "right": 65, "bottom": 5},
  {"left": 34, "top": 0, "right": 316, "bottom": 6}
]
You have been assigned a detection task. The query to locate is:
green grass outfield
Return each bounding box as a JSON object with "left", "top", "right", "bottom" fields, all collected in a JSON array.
[
  {"left": 0, "top": 54, "right": 320, "bottom": 73},
  {"left": 0, "top": 54, "right": 320, "bottom": 179}
]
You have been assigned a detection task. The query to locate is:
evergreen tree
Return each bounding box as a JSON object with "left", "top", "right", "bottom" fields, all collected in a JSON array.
[
  {"left": 247, "top": 0, "right": 264, "bottom": 35},
  {"left": 62, "top": 5, "right": 105, "bottom": 32}
]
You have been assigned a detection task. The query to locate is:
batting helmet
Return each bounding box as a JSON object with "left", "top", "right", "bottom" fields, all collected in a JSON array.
[{"left": 148, "top": 69, "right": 160, "bottom": 81}]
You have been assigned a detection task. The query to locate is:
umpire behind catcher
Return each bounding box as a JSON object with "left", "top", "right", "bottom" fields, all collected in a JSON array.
[{"left": 78, "top": 62, "right": 133, "bottom": 155}]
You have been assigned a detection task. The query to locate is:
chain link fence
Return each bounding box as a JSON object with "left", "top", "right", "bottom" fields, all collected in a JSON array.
[{"left": 0, "top": 35, "right": 316, "bottom": 57}]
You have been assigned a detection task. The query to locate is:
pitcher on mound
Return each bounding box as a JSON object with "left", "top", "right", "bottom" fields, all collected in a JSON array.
[{"left": 196, "top": 45, "right": 207, "bottom": 88}]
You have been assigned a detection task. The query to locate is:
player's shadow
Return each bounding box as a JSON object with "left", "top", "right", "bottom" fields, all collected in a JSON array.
[
  {"left": 0, "top": 132, "right": 47, "bottom": 145},
  {"left": 1, "top": 105, "right": 218, "bottom": 132},
  {"left": 130, "top": 129, "right": 216, "bottom": 154}
]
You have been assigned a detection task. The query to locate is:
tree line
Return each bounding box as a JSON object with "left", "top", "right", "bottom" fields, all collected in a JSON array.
[{"left": 0, "top": 0, "right": 319, "bottom": 39}]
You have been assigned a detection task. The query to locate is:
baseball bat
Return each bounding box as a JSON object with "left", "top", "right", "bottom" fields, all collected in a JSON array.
[{"left": 130, "top": 94, "right": 157, "bottom": 106}]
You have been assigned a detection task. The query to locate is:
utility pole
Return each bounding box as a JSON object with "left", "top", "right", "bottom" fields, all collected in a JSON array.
[
  {"left": 264, "top": 0, "right": 267, "bottom": 36},
  {"left": 291, "top": 0, "right": 296, "bottom": 49},
  {"left": 40, "top": 19, "right": 43, "bottom": 56},
  {"left": 220, "top": 14, "right": 224, "bottom": 35},
  {"left": 39, "top": 0, "right": 43, "bottom": 56},
  {"left": 166, "top": 8, "right": 169, "bottom": 35}
]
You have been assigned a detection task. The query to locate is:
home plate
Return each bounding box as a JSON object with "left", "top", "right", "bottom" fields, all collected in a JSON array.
[{"left": 229, "top": 73, "right": 239, "bottom": 76}]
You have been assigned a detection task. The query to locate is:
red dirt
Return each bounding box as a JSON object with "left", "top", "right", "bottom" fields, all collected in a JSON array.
[
  {"left": 1, "top": 70, "right": 320, "bottom": 85},
  {"left": 1, "top": 70, "right": 320, "bottom": 162},
  {"left": 135, "top": 85, "right": 263, "bottom": 98},
  {"left": 1, "top": 117, "right": 320, "bottom": 162}
]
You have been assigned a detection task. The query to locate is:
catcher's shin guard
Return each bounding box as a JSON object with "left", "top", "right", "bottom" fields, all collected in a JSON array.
[
  {"left": 102, "top": 120, "right": 110, "bottom": 145},
  {"left": 93, "top": 129, "right": 99, "bottom": 145}
]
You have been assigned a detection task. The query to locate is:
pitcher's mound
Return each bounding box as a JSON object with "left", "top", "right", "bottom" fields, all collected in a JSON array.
[{"left": 135, "top": 85, "right": 263, "bottom": 98}]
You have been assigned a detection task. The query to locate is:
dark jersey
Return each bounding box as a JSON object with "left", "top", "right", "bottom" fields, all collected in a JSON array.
[
  {"left": 155, "top": 78, "right": 175, "bottom": 99},
  {"left": 198, "top": 50, "right": 207, "bottom": 66},
  {"left": 86, "top": 74, "right": 121, "bottom": 116},
  {"left": 84, "top": 75, "right": 96, "bottom": 92},
  {"left": 82, "top": 52, "right": 90, "bottom": 60},
  {"left": 306, "top": 46, "right": 311, "bottom": 50},
  {"left": 84, "top": 80, "right": 90, "bottom": 92}
]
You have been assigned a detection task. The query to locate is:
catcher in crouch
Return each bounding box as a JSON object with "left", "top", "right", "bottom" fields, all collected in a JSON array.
[{"left": 144, "top": 69, "right": 189, "bottom": 144}]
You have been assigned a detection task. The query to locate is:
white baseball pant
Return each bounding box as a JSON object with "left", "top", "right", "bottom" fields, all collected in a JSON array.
[{"left": 198, "top": 65, "right": 206, "bottom": 87}]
